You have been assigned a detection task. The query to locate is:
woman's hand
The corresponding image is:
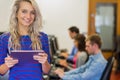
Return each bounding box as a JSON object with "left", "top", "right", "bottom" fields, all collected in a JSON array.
[
  {"left": 33, "top": 53, "right": 48, "bottom": 64},
  {"left": 33, "top": 52, "right": 51, "bottom": 74},
  {"left": 5, "top": 56, "right": 19, "bottom": 68}
]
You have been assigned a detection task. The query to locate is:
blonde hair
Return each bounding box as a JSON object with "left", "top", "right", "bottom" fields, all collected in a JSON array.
[{"left": 9, "top": 0, "right": 42, "bottom": 50}]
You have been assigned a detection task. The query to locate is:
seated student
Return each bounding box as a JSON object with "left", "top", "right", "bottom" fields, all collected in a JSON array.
[
  {"left": 73, "top": 34, "right": 88, "bottom": 68},
  {"left": 55, "top": 34, "right": 107, "bottom": 80},
  {"left": 59, "top": 34, "right": 88, "bottom": 69},
  {"left": 60, "top": 26, "right": 79, "bottom": 61}
]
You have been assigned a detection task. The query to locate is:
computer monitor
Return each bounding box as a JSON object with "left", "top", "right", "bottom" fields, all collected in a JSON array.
[
  {"left": 48, "top": 35, "right": 59, "bottom": 54},
  {"left": 0, "top": 32, "right": 3, "bottom": 35},
  {"left": 48, "top": 35, "right": 59, "bottom": 61}
]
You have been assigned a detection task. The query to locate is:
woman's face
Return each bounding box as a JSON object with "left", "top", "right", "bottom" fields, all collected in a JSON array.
[{"left": 17, "top": 1, "right": 35, "bottom": 28}]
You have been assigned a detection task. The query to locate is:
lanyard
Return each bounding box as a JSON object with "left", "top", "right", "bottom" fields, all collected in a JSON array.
[{"left": 8, "top": 36, "right": 12, "bottom": 55}]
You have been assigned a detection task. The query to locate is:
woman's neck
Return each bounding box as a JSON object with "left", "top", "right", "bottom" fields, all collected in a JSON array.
[{"left": 18, "top": 26, "right": 29, "bottom": 35}]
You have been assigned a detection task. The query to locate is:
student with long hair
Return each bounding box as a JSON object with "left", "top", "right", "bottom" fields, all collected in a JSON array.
[
  {"left": 73, "top": 34, "right": 88, "bottom": 68},
  {"left": 59, "top": 34, "right": 88, "bottom": 69}
]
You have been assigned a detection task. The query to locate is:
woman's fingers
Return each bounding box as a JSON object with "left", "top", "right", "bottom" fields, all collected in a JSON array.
[
  {"left": 5, "top": 56, "right": 18, "bottom": 68},
  {"left": 33, "top": 53, "right": 48, "bottom": 64}
]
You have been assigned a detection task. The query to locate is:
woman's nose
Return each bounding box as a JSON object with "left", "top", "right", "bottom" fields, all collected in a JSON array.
[{"left": 26, "top": 13, "right": 31, "bottom": 19}]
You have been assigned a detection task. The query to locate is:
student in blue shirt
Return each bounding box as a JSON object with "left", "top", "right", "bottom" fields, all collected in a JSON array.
[
  {"left": 67, "top": 26, "right": 79, "bottom": 61},
  {"left": 55, "top": 34, "right": 107, "bottom": 80},
  {"left": 0, "top": 0, "right": 51, "bottom": 80},
  {"left": 60, "top": 26, "right": 79, "bottom": 61}
]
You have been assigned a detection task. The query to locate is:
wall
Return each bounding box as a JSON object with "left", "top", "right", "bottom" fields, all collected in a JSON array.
[
  {"left": 0, "top": 0, "right": 88, "bottom": 52},
  {"left": 0, "top": 0, "right": 13, "bottom": 31}
]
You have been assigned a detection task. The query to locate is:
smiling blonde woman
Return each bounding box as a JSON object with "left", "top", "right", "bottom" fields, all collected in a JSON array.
[{"left": 0, "top": 0, "right": 51, "bottom": 80}]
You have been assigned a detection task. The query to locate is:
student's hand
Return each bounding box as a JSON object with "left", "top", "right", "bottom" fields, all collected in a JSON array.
[
  {"left": 33, "top": 53, "right": 48, "bottom": 64},
  {"left": 59, "top": 60, "right": 68, "bottom": 67},
  {"left": 54, "top": 68, "right": 64, "bottom": 78},
  {"left": 5, "top": 56, "right": 19, "bottom": 68}
]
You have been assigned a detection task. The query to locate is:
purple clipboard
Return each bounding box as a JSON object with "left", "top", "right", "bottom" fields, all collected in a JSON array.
[{"left": 10, "top": 50, "right": 44, "bottom": 65}]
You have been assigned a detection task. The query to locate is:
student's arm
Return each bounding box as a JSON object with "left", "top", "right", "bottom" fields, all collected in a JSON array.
[
  {"left": 55, "top": 62, "right": 87, "bottom": 78},
  {"left": 64, "top": 63, "right": 86, "bottom": 75},
  {"left": 0, "top": 64, "right": 9, "bottom": 75},
  {"left": 34, "top": 32, "right": 51, "bottom": 74},
  {"left": 76, "top": 52, "right": 88, "bottom": 67},
  {"left": 0, "top": 36, "right": 18, "bottom": 75},
  {"left": 0, "top": 36, "right": 8, "bottom": 75},
  {"left": 33, "top": 53, "right": 51, "bottom": 74},
  {"left": 0, "top": 56, "right": 18, "bottom": 75},
  {"left": 41, "top": 56, "right": 51, "bottom": 74},
  {"left": 42, "top": 33, "right": 51, "bottom": 74},
  {"left": 62, "top": 59, "right": 107, "bottom": 80},
  {"left": 67, "top": 46, "right": 78, "bottom": 61}
]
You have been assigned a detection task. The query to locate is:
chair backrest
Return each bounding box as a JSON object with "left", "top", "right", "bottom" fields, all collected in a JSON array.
[{"left": 100, "top": 56, "right": 114, "bottom": 80}]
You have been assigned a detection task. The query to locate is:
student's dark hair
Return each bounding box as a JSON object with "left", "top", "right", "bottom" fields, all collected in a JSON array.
[
  {"left": 74, "top": 34, "right": 86, "bottom": 51},
  {"left": 68, "top": 26, "right": 79, "bottom": 34},
  {"left": 86, "top": 34, "right": 102, "bottom": 48}
]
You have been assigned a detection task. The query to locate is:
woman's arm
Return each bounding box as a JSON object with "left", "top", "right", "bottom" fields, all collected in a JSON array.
[
  {"left": 0, "top": 56, "right": 18, "bottom": 75},
  {"left": 76, "top": 52, "right": 88, "bottom": 67},
  {"left": 0, "top": 64, "right": 9, "bottom": 75},
  {"left": 40, "top": 32, "right": 51, "bottom": 73},
  {"left": 33, "top": 53, "right": 51, "bottom": 74},
  {"left": 42, "top": 60, "right": 51, "bottom": 74},
  {"left": 0, "top": 35, "right": 9, "bottom": 75}
]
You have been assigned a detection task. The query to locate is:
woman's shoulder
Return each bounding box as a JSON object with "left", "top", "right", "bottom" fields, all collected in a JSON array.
[
  {"left": 40, "top": 32, "right": 48, "bottom": 36},
  {"left": 79, "top": 51, "right": 88, "bottom": 57},
  {"left": 81, "top": 51, "right": 87, "bottom": 54},
  {"left": 39, "top": 32, "right": 48, "bottom": 39},
  {"left": 0, "top": 32, "right": 10, "bottom": 40}
]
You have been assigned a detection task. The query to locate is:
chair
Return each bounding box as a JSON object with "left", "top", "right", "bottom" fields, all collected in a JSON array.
[{"left": 100, "top": 56, "right": 114, "bottom": 80}]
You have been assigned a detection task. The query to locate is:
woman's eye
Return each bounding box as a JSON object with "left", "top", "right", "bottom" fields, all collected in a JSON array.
[
  {"left": 31, "top": 11, "right": 35, "bottom": 15},
  {"left": 22, "top": 10, "right": 27, "bottom": 13}
]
